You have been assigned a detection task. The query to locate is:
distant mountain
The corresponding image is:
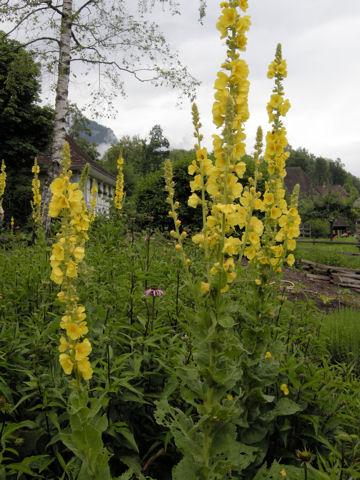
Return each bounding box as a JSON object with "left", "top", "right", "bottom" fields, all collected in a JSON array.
[{"left": 79, "top": 120, "right": 118, "bottom": 156}]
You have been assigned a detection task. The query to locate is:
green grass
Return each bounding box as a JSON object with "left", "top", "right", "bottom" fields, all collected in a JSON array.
[
  {"left": 295, "top": 237, "right": 360, "bottom": 269},
  {"left": 321, "top": 307, "right": 360, "bottom": 370}
]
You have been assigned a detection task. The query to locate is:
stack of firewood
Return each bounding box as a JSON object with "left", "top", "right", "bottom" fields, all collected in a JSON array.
[{"left": 301, "top": 259, "right": 360, "bottom": 292}]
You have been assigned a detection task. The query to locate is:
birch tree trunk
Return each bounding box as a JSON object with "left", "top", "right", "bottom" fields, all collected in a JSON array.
[{"left": 42, "top": 0, "right": 73, "bottom": 233}]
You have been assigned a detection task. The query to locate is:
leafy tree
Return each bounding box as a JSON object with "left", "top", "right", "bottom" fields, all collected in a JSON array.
[
  {"left": 144, "top": 125, "right": 170, "bottom": 174},
  {"left": 102, "top": 125, "right": 170, "bottom": 193},
  {"left": 133, "top": 153, "right": 202, "bottom": 231},
  {"left": 313, "top": 157, "right": 329, "bottom": 185},
  {"left": 328, "top": 158, "right": 348, "bottom": 186},
  {"left": 0, "top": 0, "right": 201, "bottom": 230},
  {"left": 287, "top": 146, "right": 315, "bottom": 179},
  {"left": 102, "top": 135, "right": 146, "bottom": 195},
  {"left": 0, "top": 32, "right": 53, "bottom": 225}
]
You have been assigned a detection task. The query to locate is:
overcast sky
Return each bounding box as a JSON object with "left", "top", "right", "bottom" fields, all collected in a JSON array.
[
  {"left": 5, "top": 0, "right": 360, "bottom": 177},
  {"left": 75, "top": 0, "right": 360, "bottom": 177}
]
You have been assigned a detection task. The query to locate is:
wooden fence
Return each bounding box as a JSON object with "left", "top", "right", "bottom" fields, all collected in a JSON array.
[{"left": 297, "top": 238, "right": 360, "bottom": 256}]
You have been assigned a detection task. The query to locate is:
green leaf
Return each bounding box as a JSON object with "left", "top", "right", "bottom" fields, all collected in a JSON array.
[
  {"left": 274, "top": 397, "right": 303, "bottom": 416},
  {"left": 173, "top": 456, "right": 200, "bottom": 480},
  {"left": 112, "top": 422, "right": 139, "bottom": 453},
  {"left": 218, "top": 313, "right": 234, "bottom": 328}
]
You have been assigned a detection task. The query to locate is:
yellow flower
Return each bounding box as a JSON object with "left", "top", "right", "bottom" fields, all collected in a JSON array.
[
  {"left": 50, "top": 177, "right": 66, "bottom": 197},
  {"left": 245, "top": 246, "right": 256, "bottom": 260},
  {"left": 286, "top": 254, "right": 295, "bottom": 266},
  {"left": 216, "top": 7, "right": 237, "bottom": 36},
  {"left": 230, "top": 59, "right": 249, "bottom": 81},
  {"left": 220, "top": 284, "right": 229, "bottom": 293},
  {"left": 50, "top": 267, "right": 64, "bottom": 285},
  {"left": 288, "top": 224, "right": 300, "bottom": 238},
  {"left": 234, "top": 161, "right": 246, "bottom": 178},
  {"left": 214, "top": 71, "right": 228, "bottom": 90},
  {"left": 279, "top": 99, "right": 291, "bottom": 116},
  {"left": 226, "top": 174, "right": 243, "bottom": 198},
  {"left": 264, "top": 192, "right": 274, "bottom": 205},
  {"left": 201, "top": 282, "right": 210, "bottom": 295},
  {"left": 249, "top": 232, "right": 260, "bottom": 246},
  {"left": 280, "top": 469, "right": 287, "bottom": 477},
  {"left": 280, "top": 384, "right": 289, "bottom": 395},
  {"left": 59, "top": 354, "right": 73, "bottom": 375},
  {"left": 68, "top": 187, "right": 83, "bottom": 214},
  {"left": 65, "top": 322, "right": 88, "bottom": 340},
  {"left": 226, "top": 270, "right": 236, "bottom": 283},
  {"left": 76, "top": 358, "right": 93, "bottom": 380},
  {"left": 52, "top": 243, "right": 64, "bottom": 261},
  {"left": 58, "top": 336, "right": 70, "bottom": 353},
  {"left": 264, "top": 351, "right": 274, "bottom": 359},
  {"left": 48, "top": 195, "right": 67, "bottom": 217},
  {"left": 73, "top": 246, "right": 85, "bottom": 263},
  {"left": 287, "top": 238, "right": 296, "bottom": 250},
  {"left": 250, "top": 217, "right": 264, "bottom": 236},
  {"left": 236, "top": 15, "right": 251, "bottom": 34},
  {"left": 272, "top": 244, "right": 283, "bottom": 258},
  {"left": 223, "top": 236, "right": 241, "bottom": 256},
  {"left": 75, "top": 306, "right": 86, "bottom": 321},
  {"left": 277, "top": 59, "right": 287, "bottom": 77},
  {"left": 192, "top": 233, "right": 205, "bottom": 246},
  {"left": 66, "top": 260, "right": 77, "bottom": 279},
  {"left": 190, "top": 174, "right": 203, "bottom": 192},
  {"left": 57, "top": 291, "right": 67, "bottom": 303},
  {"left": 269, "top": 93, "right": 282, "bottom": 109},
  {"left": 239, "top": 0, "right": 248, "bottom": 11},
  {"left": 255, "top": 279, "right": 261, "bottom": 285},
  {"left": 75, "top": 338, "right": 92, "bottom": 361},
  {"left": 270, "top": 207, "right": 282, "bottom": 220},
  {"left": 267, "top": 62, "right": 276, "bottom": 79},
  {"left": 188, "top": 193, "right": 201, "bottom": 208},
  {"left": 254, "top": 198, "right": 265, "bottom": 211}
]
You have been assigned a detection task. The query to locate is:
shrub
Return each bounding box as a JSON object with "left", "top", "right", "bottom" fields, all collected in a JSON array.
[{"left": 306, "top": 218, "right": 330, "bottom": 238}]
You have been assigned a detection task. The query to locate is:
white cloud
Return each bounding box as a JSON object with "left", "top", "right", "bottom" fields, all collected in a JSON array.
[{"left": 18, "top": 0, "right": 360, "bottom": 178}]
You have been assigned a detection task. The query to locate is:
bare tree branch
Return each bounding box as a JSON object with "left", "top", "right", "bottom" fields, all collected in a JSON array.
[
  {"left": 43, "top": 0, "right": 65, "bottom": 17},
  {"left": 70, "top": 57, "right": 162, "bottom": 82},
  {"left": 21, "top": 36, "right": 60, "bottom": 48},
  {"left": 4, "top": 6, "right": 50, "bottom": 37},
  {"left": 74, "top": 0, "right": 97, "bottom": 17}
]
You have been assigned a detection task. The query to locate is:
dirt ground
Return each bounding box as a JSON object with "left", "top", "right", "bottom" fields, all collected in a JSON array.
[{"left": 281, "top": 266, "right": 360, "bottom": 312}]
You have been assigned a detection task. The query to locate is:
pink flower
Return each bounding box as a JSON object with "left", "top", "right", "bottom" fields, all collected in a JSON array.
[{"left": 145, "top": 288, "right": 164, "bottom": 297}]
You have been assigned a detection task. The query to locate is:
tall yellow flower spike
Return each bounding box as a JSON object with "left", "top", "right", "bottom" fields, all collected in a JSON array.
[
  {"left": 252, "top": 44, "right": 300, "bottom": 277},
  {"left": 31, "top": 158, "right": 42, "bottom": 229},
  {"left": 0, "top": 160, "right": 6, "bottom": 215},
  {"left": 49, "top": 142, "right": 92, "bottom": 381},
  {"left": 89, "top": 180, "right": 98, "bottom": 222},
  {"left": 114, "top": 155, "right": 124, "bottom": 212},
  {"left": 188, "top": 0, "right": 252, "bottom": 292}
]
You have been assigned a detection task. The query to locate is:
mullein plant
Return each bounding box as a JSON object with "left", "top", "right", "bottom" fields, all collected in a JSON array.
[
  {"left": 48, "top": 142, "right": 92, "bottom": 381},
  {"left": 31, "top": 158, "right": 42, "bottom": 231},
  {"left": 0, "top": 160, "right": 6, "bottom": 222},
  {"left": 250, "top": 44, "right": 300, "bottom": 284},
  {"left": 89, "top": 180, "right": 98, "bottom": 223},
  {"left": 160, "top": 1, "right": 259, "bottom": 478},
  {"left": 49, "top": 142, "right": 111, "bottom": 479},
  {"left": 160, "top": 1, "right": 300, "bottom": 478},
  {"left": 114, "top": 155, "right": 124, "bottom": 212}
]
